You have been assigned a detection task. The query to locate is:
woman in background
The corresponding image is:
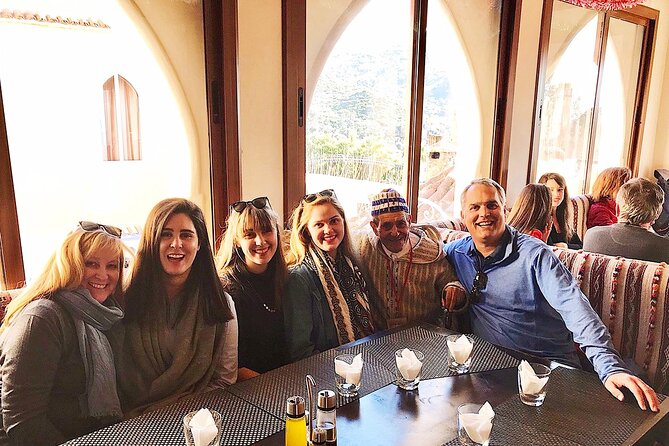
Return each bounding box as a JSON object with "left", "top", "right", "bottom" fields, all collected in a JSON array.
[
  {"left": 538, "top": 172, "right": 582, "bottom": 249},
  {"left": 217, "top": 196, "right": 288, "bottom": 378},
  {"left": 0, "top": 223, "right": 126, "bottom": 445},
  {"left": 116, "top": 198, "right": 237, "bottom": 416},
  {"left": 284, "top": 189, "right": 375, "bottom": 361},
  {"left": 587, "top": 167, "right": 632, "bottom": 229},
  {"left": 508, "top": 184, "right": 553, "bottom": 242}
]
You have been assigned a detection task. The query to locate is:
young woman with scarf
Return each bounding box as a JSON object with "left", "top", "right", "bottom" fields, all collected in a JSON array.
[
  {"left": 0, "top": 222, "right": 127, "bottom": 445},
  {"left": 284, "top": 190, "right": 376, "bottom": 362},
  {"left": 216, "top": 196, "right": 288, "bottom": 378},
  {"left": 115, "top": 198, "right": 237, "bottom": 416}
]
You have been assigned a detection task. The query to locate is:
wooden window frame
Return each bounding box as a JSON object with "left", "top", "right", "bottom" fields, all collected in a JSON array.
[
  {"left": 527, "top": 0, "right": 658, "bottom": 187},
  {"left": 203, "top": 0, "right": 241, "bottom": 247},
  {"left": 282, "top": 0, "right": 520, "bottom": 222}
]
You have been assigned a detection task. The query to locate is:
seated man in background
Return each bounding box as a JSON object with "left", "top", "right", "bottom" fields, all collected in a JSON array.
[
  {"left": 445, "top": 178, "right": 658, "bottom": 411},
  {"left": 584, "top": 177, "right": 669, "bottom": 263},
  {"left": 355, "top": 188, "right": 460, "bottom": 329}
]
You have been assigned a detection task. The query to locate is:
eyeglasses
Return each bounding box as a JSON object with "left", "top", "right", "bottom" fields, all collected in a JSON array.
[
  {"left": 78, "top": 221, "right": 122, "bottom": 239},
  {"left": 302, "top": 189, "right": 335, "bottom": 204},
  {"left": 231, "top": 196, "right": 271, "bottom": 213},
  {"left": 471, "top": 270, "right": 488, "bottom": 301}
]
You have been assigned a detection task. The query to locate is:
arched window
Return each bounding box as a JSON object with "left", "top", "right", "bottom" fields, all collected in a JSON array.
[{"left": 103, "top": 74, "right": 141, "bottom": 161}]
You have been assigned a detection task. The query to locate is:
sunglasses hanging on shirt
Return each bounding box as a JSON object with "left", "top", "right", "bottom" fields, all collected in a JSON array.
[{"left": 470, "top": 270, "right": 488, "bottom": 301}]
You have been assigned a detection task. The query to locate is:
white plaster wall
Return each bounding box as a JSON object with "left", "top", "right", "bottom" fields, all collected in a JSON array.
[{"left": 237, "top": 0, "right": 284, "bottom": 219}]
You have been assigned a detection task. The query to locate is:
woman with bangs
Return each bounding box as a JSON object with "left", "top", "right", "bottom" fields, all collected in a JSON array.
[
  {"left": 538, "top": 172, "right": 582, "bottom": 249},
  {"left": 0, "top": 222, "right": 127, "bottom": 445},
  {"left": 115, "top": 198, "right": 237, "bottom": 416},
  {"left": 216, "top": 197, "right": 288, "bottom": 378},
  {"left": 284, "top": 190, "right": 376, "bottom": 361}
]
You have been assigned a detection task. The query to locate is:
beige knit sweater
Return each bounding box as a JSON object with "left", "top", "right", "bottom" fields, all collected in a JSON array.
[{"left": 354, "top": 225, "right": 457, "bottom": 329}]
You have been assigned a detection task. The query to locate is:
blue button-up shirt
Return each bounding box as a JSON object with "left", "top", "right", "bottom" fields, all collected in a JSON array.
[{"left": 445, "top": 226, "right": 629, "bottom": 382}]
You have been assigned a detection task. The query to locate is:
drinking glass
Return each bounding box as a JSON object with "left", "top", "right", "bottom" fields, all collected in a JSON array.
[
  {"left": 446, "top": 334, "right": 474, "bottom": 374},
  {"left": 394, "top": 348, "right": 424, "bottom": 390},
  {"left": 334, "top": 353, "right": 363, "bottom": 397},
  {"left": 518, "top": 362, "right": 551, "bottom": 407},
  {"left": 183, "top": 409, "right": 222, "bottom": 446},
  {"left": 457, "top": 403, "right": 494, "bottom": 446}
]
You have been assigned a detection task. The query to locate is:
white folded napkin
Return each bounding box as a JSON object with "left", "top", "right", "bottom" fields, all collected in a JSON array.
[
  {"left": 395, "top": 348, "right": 423, "bottom": 380},
  {"left": 447, "top": 335, "right": 473, "bottom": 363},
  {"left": 335, "top": 353, "right": 363, "bottom": 385},
  {"left": 460, "top": 402, "right": 495, "bottom": 444},
  {"left": 519, "top": 360, "right": 549, "bottom": 394},
  {"left": 188, "top": 408, "right": 218, "bottom": 446}
]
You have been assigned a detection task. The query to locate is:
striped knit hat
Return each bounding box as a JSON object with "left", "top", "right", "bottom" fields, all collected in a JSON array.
[{"left": 370, "top": 188, "right": 409, "bottom": 217}]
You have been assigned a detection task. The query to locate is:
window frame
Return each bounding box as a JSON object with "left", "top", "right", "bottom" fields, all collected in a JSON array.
[
  {"left": 282, "top": 0, "right": 521, "bottom": 221},
  {"left": 527, "top": 0, "right": 658, "bottom": 189}
]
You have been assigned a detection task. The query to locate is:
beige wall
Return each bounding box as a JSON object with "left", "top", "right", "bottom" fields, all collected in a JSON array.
[{"left": 234, "top": 0, "right": 669, "bottom": 218}]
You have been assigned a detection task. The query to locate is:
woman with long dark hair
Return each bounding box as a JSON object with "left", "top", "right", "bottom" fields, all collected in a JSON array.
[
  {"left": 115, "top": 198, "right": 237, "bottom": 416},
  {"left": 538, "top": 172, "right": 582, "bottom": 249}
]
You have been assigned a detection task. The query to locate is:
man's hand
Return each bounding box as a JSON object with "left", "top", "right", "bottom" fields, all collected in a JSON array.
[
  {"left": 604, "top": 372, "right": 659, "bottom": 411},
  {"left": 442, "top": 281, "right": 467, "bottom": 313}
]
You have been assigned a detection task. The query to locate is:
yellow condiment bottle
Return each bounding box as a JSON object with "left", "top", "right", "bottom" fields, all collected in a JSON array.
[{"left": 285, "top": 396, "right": 307, "bottom": 446}]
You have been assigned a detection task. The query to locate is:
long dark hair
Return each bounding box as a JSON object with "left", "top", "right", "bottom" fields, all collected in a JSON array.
[
  {"left": 124, "top": 198, "right": 233, "bottom": 324},
  {"left": 538, "top": 172, "right": 574, "bottom": 240}
]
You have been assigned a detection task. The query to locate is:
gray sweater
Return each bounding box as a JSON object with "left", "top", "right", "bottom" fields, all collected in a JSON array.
[
  {"left": 0, "top": 298, "right": 111, "bottom": 445},
  {"left": 583, "top": 223, "right": 669, "bottom": 264}
]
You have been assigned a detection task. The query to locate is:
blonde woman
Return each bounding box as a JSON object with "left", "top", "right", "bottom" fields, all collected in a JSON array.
[
  {"left": 0, "top": 223, "right": 127, "bottom": 445},
  {"left": 216, "top": 197, "right": 288, "bottom": 378},
  {"left": 115, "top": 198, "right": 237, "bottom": 416},
  {"left": 587, "top": 167, "right": 632, "bottom": 229},
  {"left": 284, "top": 190, "right": 376, "bottom": 361}
]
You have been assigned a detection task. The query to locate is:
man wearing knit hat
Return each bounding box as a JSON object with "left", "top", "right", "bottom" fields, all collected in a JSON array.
[{"left": 355, "top": 188, "right": 460, "bottom": 329}]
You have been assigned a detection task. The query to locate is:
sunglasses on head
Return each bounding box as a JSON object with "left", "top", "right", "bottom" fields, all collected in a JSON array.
[
  {"left": 471, "top": 270, "right": 488, "bottom": 301},
  {"left": 78, "top": 221, "right": 122, "bottom": 239},
  {"left": 231, "top": 196, "right": 270, "bottom": 213},
  {"left": 302, "top": 189, "right": 335, "bottom": 204}
]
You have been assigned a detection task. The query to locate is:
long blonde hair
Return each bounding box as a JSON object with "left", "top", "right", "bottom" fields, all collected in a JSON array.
[
  {"left": 1, "top": 229, "right": 128, "bottom": 332},
  {"left": 288, "top": 193, "right": 354, "bottom": 266},
  {"left": 216, "top": 202, "right": 288, "bottom": 306}
]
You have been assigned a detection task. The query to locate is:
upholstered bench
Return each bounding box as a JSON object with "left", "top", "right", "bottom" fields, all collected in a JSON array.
[{"left": 0, "top": 288, "right": 21, "bottom": 323}]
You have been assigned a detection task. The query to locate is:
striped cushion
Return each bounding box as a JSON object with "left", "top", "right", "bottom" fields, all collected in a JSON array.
[
  {"left": 571, "top": 194, "right": 593, "bottom": 241},
  {"left": 551, "top": 246, "right": 669, "bottom": 393},
  {"left": 438, "top": 228, "right": 470, "bottom": 243},
  {"left": 429, "top": 217, "right": 468, "bottom": 232}
]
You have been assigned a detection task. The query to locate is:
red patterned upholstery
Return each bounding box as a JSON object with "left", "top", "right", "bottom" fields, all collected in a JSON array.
[
  {"left": 0, "top": 289, "right": 20, "bottom": 323},
  {"left": 571, "top": 194, "right": 593, "bottom": 241},
  {"left": 552, "top": 247, "right": 669, "bottom": 393}
]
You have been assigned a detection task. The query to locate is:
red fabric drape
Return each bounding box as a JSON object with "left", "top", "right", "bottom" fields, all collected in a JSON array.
[{"left": 561, "top": 0, "right": 645, "bottom": 10}]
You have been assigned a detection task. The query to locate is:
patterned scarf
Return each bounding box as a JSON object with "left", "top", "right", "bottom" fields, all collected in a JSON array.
[
  {"left": 304, "top": 247, "right": 374, "bottom": 344},
  {"left": 57, "top": 288, "right": 124, "bottom": 420}
]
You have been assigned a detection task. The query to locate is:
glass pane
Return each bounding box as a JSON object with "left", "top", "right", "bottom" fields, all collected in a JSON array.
[
  {"left": 417, "top": 0, "right": 501, "bottom": 222},
  {"left": 306, "top": 0, "right": 413, "bottom": 229},
  {"left": 589, "top": 17, "right": 644, "bottom": 188},
  {"left": 535, "top": 1, "right": 599, "bottom": 194},
  {"left": 0, "top": 1, "right": 206, "bottom": 280}
]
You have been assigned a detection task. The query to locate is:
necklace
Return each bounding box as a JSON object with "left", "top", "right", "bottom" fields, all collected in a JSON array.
[
  {"left": 234, "top": 264, "right": 278, "bottom": 313},
  {"left": 383, "top": 239, "right": 413, "bottom": 316}
]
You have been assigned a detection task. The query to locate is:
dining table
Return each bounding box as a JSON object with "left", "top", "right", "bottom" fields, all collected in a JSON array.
[{"left": 63, "top": 324, "right": 669, "bottom": 446}]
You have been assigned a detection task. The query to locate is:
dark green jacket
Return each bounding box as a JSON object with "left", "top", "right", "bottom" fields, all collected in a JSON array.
[{"left": 283, "top": 264, "right": 338, "bottom": 361}]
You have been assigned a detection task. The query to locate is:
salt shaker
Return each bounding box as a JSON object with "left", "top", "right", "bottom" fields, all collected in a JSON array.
[
  {"left": 315, "top": 390, "right": 337, "bottom": 445},
  {"left": 310, "top": 427, "right": 327, "bottom": 445}
]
